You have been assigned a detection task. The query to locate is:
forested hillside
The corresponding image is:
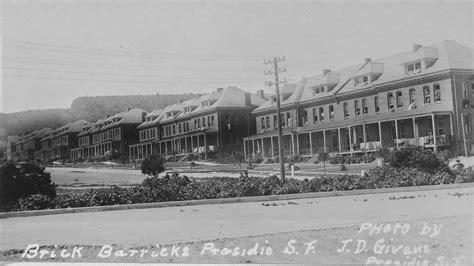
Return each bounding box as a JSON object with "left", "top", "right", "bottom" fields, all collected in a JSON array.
[{"left": 1, "top": 93, "right": 199, "bottom": 135}]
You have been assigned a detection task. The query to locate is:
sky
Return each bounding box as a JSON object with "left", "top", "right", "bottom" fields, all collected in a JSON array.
[{"left": 1, "top": 0, "right": 473, "bottom": 113}]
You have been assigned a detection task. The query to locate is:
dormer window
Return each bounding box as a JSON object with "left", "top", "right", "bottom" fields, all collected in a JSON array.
[{"left": 406, "top": 61, "right": 422, "bottom": 74}]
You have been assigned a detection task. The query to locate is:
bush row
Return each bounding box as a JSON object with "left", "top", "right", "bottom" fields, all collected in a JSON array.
[{"left": 11, "top": 166, "right": 474, "bottom": 212}]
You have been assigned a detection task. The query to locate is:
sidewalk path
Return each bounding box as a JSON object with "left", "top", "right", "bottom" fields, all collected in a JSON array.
[{"left": 1, "top": 186, "right": 472, "bottom": 251}]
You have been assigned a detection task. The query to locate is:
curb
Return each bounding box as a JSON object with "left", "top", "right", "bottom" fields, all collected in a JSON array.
[{"left": 1, "top": 182, "right": 473, "bottom": 219}]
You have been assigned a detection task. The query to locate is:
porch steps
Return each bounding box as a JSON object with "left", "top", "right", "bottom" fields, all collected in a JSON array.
[
  {"left": 178, "top": 153, "right": 193, "bottom": 163},
  {"left": 306, "top": 155, "right": 319, "bottom": 164}
]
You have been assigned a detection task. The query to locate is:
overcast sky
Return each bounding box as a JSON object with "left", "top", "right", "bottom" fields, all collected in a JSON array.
[{"left": 1, "top": 0, "right": 473, "bottom": 113}]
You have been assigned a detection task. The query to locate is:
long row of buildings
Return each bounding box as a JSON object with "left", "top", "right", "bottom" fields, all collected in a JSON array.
[{"left": 6, "top": 40, "right": 474, "bottom": 163}]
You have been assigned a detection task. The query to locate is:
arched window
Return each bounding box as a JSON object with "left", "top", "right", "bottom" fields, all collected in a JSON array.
[
  {"left": 273, "top": 115, "right": 277, "bottom": 129},
  {"left": 354, "top": 100, "right": 360, "bottom": 116},
  {"left": 266, "top": 116, "right": 270, "bottom": 128},
  {"left": 433, "top": 84, "right": 441, "bottom": 102},
  {"left": 362, "top": 98, "right": 368, "bottom": 114},
  {"left": 329, "top": 105, "right": 335, "bottom": 120},
  {"left": 374, "top": 96, "right": 380, "bottom": 113},
  {"left": 387, "top": 92, "right": 394, "bottom": 109},
  {"left": 409, "top": 88, "right": 416, "bottom": 104},
  {"left": 343, "top": 102, "right": 349, "bottom": 118},
  {"left": 319, "top": 107, "right": 324, "bottom": 121},
  {"left": 312, "top": 108, "right": 318, "bottom": 123},
  {"left": 396, "top": 91, "right": 403, "bottom": 108},
  {"left": 423, "top": 86, "right": 431, "bottom": 104}
]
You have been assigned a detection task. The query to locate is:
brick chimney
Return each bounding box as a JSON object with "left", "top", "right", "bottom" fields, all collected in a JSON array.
[
  {"left": 412, "top": 44, "right": 422, "bottom": 52},
  {"left": 364, "top": 58, "right": 372, "bottom": 64},
  {"left": 322, "top": 69, "right": 331, "bottom": 75},
  {"left": 256, "top": 89, "right": 265, "bottom": 99},
  {"left": 216, "top": 88, "right": 224, "bottom": 92}
]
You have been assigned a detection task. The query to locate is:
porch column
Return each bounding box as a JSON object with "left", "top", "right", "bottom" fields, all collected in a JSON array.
[
  {"left": 309, "top": 132, "right": 313, "bottom": 155},
  {"left": 395, "top": 119, "right": 399, "bottom": 148},
  {"left": 296, "top": 134, "right": 300, "bottom": 155},
  {"left": 185, "top": 137, "right": 188, "bottom": 153},
  {"left": 362, "top": 124, "right": 367, "bottom": 148},
  {"left": 338, "top": 128, "right": 342, "bottom": 152},
  {"left": 191, "top": 136, "right": 194, "bottom": 152},
  {"left": 291, "top": 134, "right": 296, "bottom": 155},
  {"left": 378, "top": 122, "right": 382, "bottom": 146},
  {"left": 271, "top": 136, "right": 275, "bottom": 157},
  {"left": 204, "top": 134, "right": 208, "bottom": 159},
  {"left": 252, "top": 139, "right": 255, "bottom": 155},
  {"left": 261, "top": 137, "right": 264, "bottom": 156},
  {"left": 323, "top": 130, "right": 327, "bottom": 152},
  {"left": 431, "top": 114, "right": 437, "bottom": 152},
  {"left": 243, "top": 139, "right": 247, "bottom": 160},
  {"left": 197, "top": 135, "right": 200, "bottom": 150},
  {"left": 348, "top": 126, "right": 353, "bottom": 152},
  {"left": 165, "top": 141, "right": 168, "bottom": 156},
  {"left": 412, "top": 118, "right": 418, "bottom": 139}
]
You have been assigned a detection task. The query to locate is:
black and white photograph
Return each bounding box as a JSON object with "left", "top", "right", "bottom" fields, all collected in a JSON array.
[{"left": 0, "top": 0, "right": 473, "bottom": 264}]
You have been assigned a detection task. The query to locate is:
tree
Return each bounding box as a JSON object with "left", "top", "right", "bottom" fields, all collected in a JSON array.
[
  {"left": 141, "top": 154, "right": 165, "bottom": 177},
  {"left": 0, "top": 163, "right": 57, "bottom": 210},
  {"left": 318, "top": 151, "right": 330, "bottom": 174}
]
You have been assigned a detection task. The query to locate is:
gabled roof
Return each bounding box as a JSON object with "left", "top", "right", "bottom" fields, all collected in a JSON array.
[
  {"left": 102, "top": 108, "right": 146, "bottom": 130},
  {"left": 252, "top": 82, "right": 303, "bottom": 113},
  {"left": 137, "top": 109, "right": 164, "bottom": 129}
]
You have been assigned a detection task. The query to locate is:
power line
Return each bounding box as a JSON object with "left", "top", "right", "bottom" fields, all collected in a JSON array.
[
  {"left": 5, "top": 40, "right": 272, "bottom": 59},
  {"left": 4, "top": 73, "right": 264, "bottom": 85},
  {"left": 4, "top": 42, "right": 269, "bottom": 61},
  {"left": 4, "top": 56, "right": 264, "bottom": 73},
  {"left": 4, "top": 66, "right": 262, "bottom": 81}
]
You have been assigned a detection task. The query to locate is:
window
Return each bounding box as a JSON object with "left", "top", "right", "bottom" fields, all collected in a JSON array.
[
  {"left": 273, "top": 115, "right": 277, "bottom": 129},
  {"left": 362, "top": 99, "right": 368, "bottom": 114},
  {"left": 374, "top": 96, "right": 380, "bottom": 113},
  {"left": 343, "top": 102, "right": 349, "bottom": 118},
  {"left": 208, "top": 116, "right": 211, "bottom": 127},
  {"left": 319, "top": 107, "right": 324, "bottom": 121},
  {"left": 433, "top": 84, "right": 441, "bottom": 102},
  {"left": 354, "top": 100, "right": 360, "bottom": 116},
  {"left": 362, "top": 76, "right": 368, "bottom": 84},
  {"left": 172, "top": 125, "right": 176, "bottom": 135},
  {"left": 202, "top": 117, "right": 206, "bottom": 127},
  {"left": 387, "top": 92, "right": 394, "bottom": 109},
  {"left": 302, "top": 110, "right": 308, "bottom": 125},
  {"left": 329, "top": 105, "right": 334, "bottom": 120},
  {"left": 266, "top": 116, "right": 270, "bottom": 128},
  {"left": 464, "top": 114, "right": 471, "bottom": 134},
  {"left": 406, "top": 61, "right": 422, "bottom": 74},
  {"left": 396, "top": 91, "right": 403, "bottom": 108},
  {"left": 462, "top": 82, "right": 468, "bottom": 99},
  {"left": 197, "top": 118, "right": 201, "bottom": 128},
  {"left": 281, "top": 114, "right": 286, "bottom": 127},
  {"left": 320, "top": 86, "right": 325, "bottom": 93},
  {"left": 313, "top": 108, "right": 318, "bottom": 123},
  {"left": 409, "top": 88, "right": 416, "bottom": 104},
  {"left": 423, "top": 86, "right": 431, "bottom": 104},
  {"left": 286, "top": 113, "right": 291, "bottom": 126},
  {"left": 178, "top": 124, "right": 182, "bottom": 134},
  {"left": 261, "top": 117, "right": 265, "bottom": 130}
]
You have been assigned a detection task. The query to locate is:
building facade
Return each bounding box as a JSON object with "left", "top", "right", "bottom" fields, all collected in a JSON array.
[
  {"left": 244, "top": 41, "right": 474, "bottom": 160},
  {"left": 129, "top": 86, "right": 266, "bottom": 161},
  {"left": 40, "top": 120, "right": 88, "bottom": 162},
  {"left": 70, "top": 108, "right": 146, "bottom": 161},
  {"left": 12, "top": 128, "right": 52, "bottom": 162}
]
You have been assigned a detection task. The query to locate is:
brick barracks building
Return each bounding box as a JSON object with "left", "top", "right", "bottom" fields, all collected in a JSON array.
[{"left": 243, "top": 40, "right": 474, "bottom": 161}]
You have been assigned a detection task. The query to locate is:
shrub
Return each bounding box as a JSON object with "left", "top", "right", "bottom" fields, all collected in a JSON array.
[
  {"left": 15, "top": 194, "right": 53, "bottom": 211},
  {"left": 141, "top": 155, "right": 165, "bottom": 177},
  {"left": 387, "top": 146, "right": 450, "bottom": 173},
  {"left": 0, "top": 163, "right": 57, "bottom": 211}
]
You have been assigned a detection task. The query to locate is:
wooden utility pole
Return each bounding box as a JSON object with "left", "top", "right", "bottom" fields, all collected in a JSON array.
[{"left": 264, "top": 57, "right": 287, "bottom": 182}]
